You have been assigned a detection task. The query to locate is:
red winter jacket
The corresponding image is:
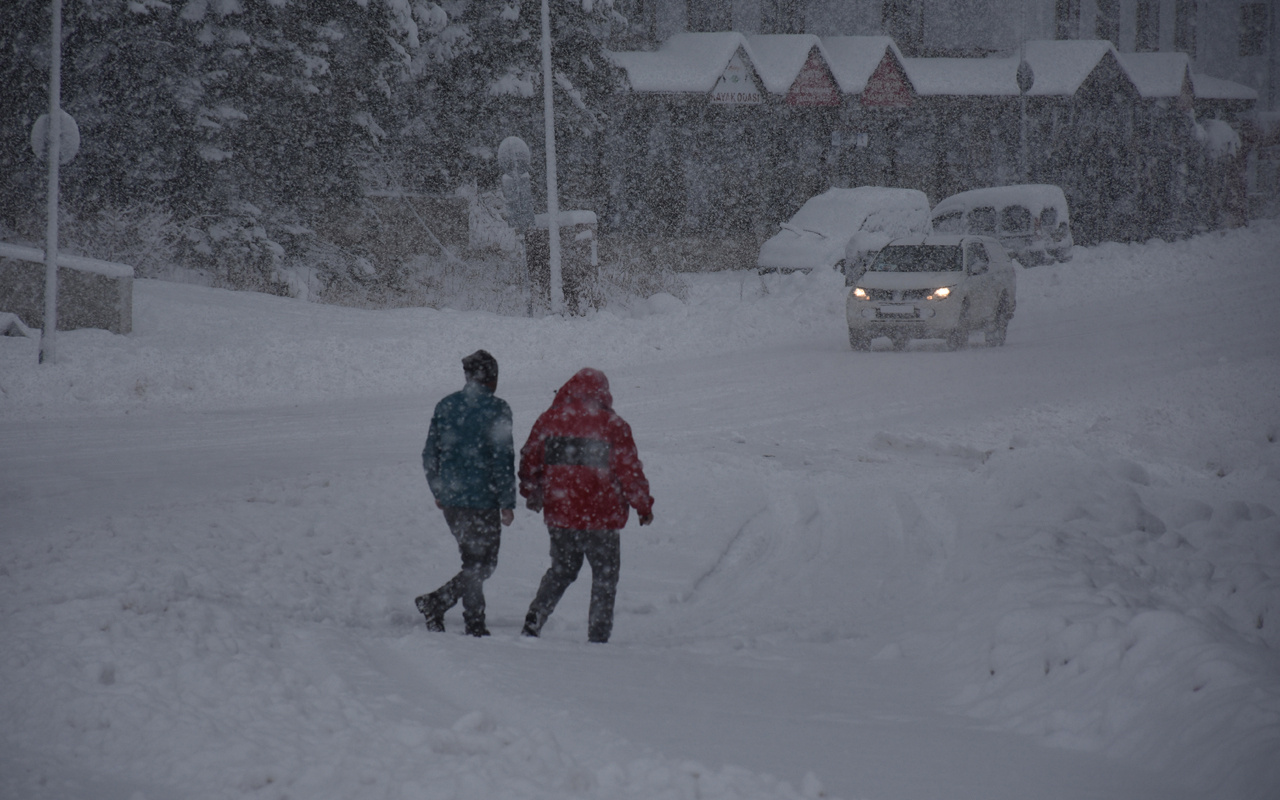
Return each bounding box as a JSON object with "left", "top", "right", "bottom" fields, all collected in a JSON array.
[{"left": 519, "top": 368, "right": 654, "bottom": 531}]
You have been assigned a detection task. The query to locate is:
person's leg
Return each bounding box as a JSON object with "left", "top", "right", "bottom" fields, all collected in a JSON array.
[
  {"left": 583, "top": 530, "right": 620, "bottom": 643},
  {"left": 417, "top": 508, "right": 500, "bottom": 634},
  {"left": 522, "top": 528, "right": 584, "bottom": 637},
  {"left": 451, "top": 508, "right": 501, "bottom": 636}
]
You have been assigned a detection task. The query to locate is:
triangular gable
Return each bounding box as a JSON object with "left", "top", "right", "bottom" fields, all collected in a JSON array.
[
  {"left": 743, "top": 34, "right": 824, "bottom": 95},
  {"left": 1116, "top": 51, "right": 1195, "bottom": 102},
  {"left": 821, "top": 36, "right": 904, "bottom": 94},
  {"left": 1075, "top": 50, "right": 1141, "bottom": 103},
  {"left": 861, "top": 49, "right": 915, "bottom": 108},
  {"left": 1023, "top": 39, "right": 1114, "bottom": 97},
  {"left": 709, "top": 47, "right": 764, "bottom": 105},
  {"left": 787, "top": 47, "right": 840, "bottom": 106}
]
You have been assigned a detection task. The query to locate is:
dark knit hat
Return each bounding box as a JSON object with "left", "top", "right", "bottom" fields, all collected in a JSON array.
[{"left": 462, "top": 350, "right": 498, "bottom": 384}]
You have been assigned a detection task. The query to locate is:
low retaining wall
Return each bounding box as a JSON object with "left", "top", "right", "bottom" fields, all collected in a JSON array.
[{"left": 0, "top": 243, "right": 134, "bottom": 335}]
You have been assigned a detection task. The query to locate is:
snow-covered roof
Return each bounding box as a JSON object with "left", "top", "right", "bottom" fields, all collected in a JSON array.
[
  {"left": 610, "top": 33, "right": 904, "bottom": 97},
  {"left": 1022, "top": 40, "right": 1118, "bottom": 97},
  {"left": 1191, "top": 73, "right": 1259, "bottom": 101},
  {"left": 742, "top": 34, "right": 825, "bottom": 95},
  {"left": 0, "top": 241, "right": 134, "bottom": 278},
  {"left": 818, "top": 36, "right": 905, "bottom": 94},
  {"left": 1117, "top": 52, "right": 1192, "bottom": 98},
  {"left": 904, "top": 57, "right": 1019, "bottom": 97},
  {"left": 608, "top": 32, "right": 749, "bottom": 93},
  {"left": 932, "top": 184, "right": 1069, "bottom": 217},
  {"left": 904, "top": 41, "right": 1121, "bottom": 98},
  {"left": 610, "top": 34, "right": 1253, "bottom": 108}
]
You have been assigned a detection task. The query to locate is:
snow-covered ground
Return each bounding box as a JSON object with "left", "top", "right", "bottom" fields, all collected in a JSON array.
[{"left": 2, "top": 221, "right": 1278, "bottom": 800}]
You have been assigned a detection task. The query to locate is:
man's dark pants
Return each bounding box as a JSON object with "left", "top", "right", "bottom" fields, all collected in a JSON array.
[
  {"left": 526, "top": 528, "right": 620, "bottom": 643},
  {"left": 431, "top": 507, "right": 502, "bottom": 633}
]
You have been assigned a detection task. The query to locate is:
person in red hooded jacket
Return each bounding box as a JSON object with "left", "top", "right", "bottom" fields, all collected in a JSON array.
[{"left": 518, "top": 368, "right": 654, "bottom": 643}]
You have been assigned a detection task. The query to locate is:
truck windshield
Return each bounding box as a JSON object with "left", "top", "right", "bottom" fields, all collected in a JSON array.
[{"left": 870, "top": 245, "right": 963, "bottom": 273}]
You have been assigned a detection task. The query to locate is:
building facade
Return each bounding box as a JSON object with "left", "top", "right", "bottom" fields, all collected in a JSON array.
[{"left": 620, "top": 1, "right": 1276, "bottom": 110}]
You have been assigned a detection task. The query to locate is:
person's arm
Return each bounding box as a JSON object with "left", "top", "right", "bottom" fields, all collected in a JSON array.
[
  {"left": 493, "top": 401, "right": 517, "bottom": 524},
  {"left": 423, "top": 413, "right": 444, "bottom": 508},
  {"left": 518, "top": 417, "right": 547, "bottom": 512},
  {"left": 611, "top": 418, "right": 654, "bottom": 525}
]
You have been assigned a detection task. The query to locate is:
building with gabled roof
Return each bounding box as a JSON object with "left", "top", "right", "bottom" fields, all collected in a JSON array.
[{"left": 594, "top": 24, "right": 1257, "bottom": 259}]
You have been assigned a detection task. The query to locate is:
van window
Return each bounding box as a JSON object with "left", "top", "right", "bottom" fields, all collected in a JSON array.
[
  {"left": 969, "top": 206, "right": 997, "bottom": 235},
  {"left": 1001, "top": 205, "right": 1032, "bottom": 233},
  {"left": 1040, "top": 206, "right": 1058, "bottom": 230},
  {"left": 933, "top": 211, "right": 964, "bottom": 234}
]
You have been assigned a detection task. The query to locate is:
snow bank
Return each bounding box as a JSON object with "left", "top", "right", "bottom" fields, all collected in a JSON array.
[{"left": 3, "top": 220, "right": 1278, "bottom": 800}]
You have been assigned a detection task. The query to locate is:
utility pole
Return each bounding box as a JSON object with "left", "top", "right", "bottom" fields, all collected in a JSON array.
[
  {"left": 540, "top": 0, "right": 563, "bottom": 313},
  {"left": 40, "top": 0, "right": 63, "bottom": 364}
]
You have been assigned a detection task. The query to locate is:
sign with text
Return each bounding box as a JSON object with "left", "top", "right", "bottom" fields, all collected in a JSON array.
[
  {"left": 786, "top": 49, "right": 840, "bottom": 107},
  {"left": 710, "top": 50, "right": 763, "bottom": 105}
]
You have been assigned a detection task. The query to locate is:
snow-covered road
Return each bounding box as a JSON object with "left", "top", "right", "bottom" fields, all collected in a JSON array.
[{"left": 3, "top": 223, "right": 1278, "bottom": 800}]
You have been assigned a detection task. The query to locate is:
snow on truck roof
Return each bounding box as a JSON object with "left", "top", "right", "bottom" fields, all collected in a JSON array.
[{"left": 932, "top": 185, "right": 1069, "bottom": 217}]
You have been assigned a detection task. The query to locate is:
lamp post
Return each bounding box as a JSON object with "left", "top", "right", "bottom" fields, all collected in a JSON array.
[
  {"left": 1015, "top": 7, "right": 1035, "bottom": 183},
  {"left": 1018, "top": 53, "right": 1034, "bottom": 183},
  {"left": 539, "top": 0, "right": 563, "bottom": 313},
  {"left": 40, "top": 0, "right": 63, "bottom": 364}
]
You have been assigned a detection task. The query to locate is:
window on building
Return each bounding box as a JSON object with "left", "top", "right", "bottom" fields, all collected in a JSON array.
[
  {"left": 1055, "top": 0, "right": 1081, "bottom": 40},
  {"left": 1136, "top": 0, "right": 1160, "bottom": 52},
  {"left": 883, "top": 0, "right": 923, "bottom": 55},
  {"left": 1175, "top": 0, "right": 1197, "bottom": 55},
  {"left": 1240, "top": 3, "right": 1267, "bottom": 57},
  {"left": 1096, "top": 0, "right": 1120, "bottom": 45},
  {"left": 687, "top": 0, "right": 731, "bottom": 32},
  {"left": 762, "top": 0, "right": 803, "bottom": 35}
]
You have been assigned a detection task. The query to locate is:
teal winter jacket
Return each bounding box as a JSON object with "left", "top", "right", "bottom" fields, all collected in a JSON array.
[{"left": 422, "top": 381, "right": 517, "bottom": 509}]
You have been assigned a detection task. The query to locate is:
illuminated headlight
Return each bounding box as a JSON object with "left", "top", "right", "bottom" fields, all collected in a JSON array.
[
  {"left": 927, "top": 286, "right": 954, "bottom": 300},
  {"left": 852, "top": 287, "right": 870, "bottom": 300}
]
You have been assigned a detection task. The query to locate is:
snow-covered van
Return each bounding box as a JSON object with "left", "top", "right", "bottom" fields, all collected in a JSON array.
[
  {"left": 846, "top": 235, "right": 1017, "bottom": 351},
  {"left": 931, "top": 185, "right": 1073, "bottom": 266},
  {"left": 757, "top": 187, "right": 932, "bottom": 282}
]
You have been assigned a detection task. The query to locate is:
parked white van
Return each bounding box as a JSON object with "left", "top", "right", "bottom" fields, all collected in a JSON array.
[
  {"left": 931, "top": 185, "right": 1073, "bottom": 266},
  {"left": 757, "top": 187, "right": 932, "bottom": 282}
]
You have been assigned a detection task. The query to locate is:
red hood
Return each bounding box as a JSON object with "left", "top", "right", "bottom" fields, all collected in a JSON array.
[{"left": 551, "top": 368, "right": 613, "bottom": 412}]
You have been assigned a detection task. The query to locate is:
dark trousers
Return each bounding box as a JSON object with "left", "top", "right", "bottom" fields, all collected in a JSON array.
[
  {"left": 527, "top": 528, "right": 620, "bottom": 642},
  {"left": 432, "top": 507, "right": 502, "bottom": 630}
]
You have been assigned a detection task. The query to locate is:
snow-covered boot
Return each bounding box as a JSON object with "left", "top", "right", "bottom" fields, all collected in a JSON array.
[
  {"left": 521, "top": 609, "right": 543, "bottom": 638},
  {"left": 463, "top": 611, "right": 490, "bottom": 638},
  {"left": 415, "top": 593, "right": 445, "bottom": 632}
]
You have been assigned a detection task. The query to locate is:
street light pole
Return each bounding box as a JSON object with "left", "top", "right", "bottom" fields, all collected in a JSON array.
[
  {"left": 540, "top": 0, "right": 563, "bottom": 314},
  {"left": 1016, "top": 7, "right": 1033, "bottom": 184},
  {"left": 39, "top": 0, "right": 63, "bottom": 364}
]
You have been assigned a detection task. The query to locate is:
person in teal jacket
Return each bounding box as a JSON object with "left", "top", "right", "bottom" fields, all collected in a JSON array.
[{"left": 416, "top": 350, "right": 516, "bottom": 636}]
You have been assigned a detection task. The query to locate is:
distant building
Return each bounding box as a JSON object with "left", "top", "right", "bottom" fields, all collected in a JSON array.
[{"left": 622, "top": 1, "right": 1276, "bottom": 110}]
